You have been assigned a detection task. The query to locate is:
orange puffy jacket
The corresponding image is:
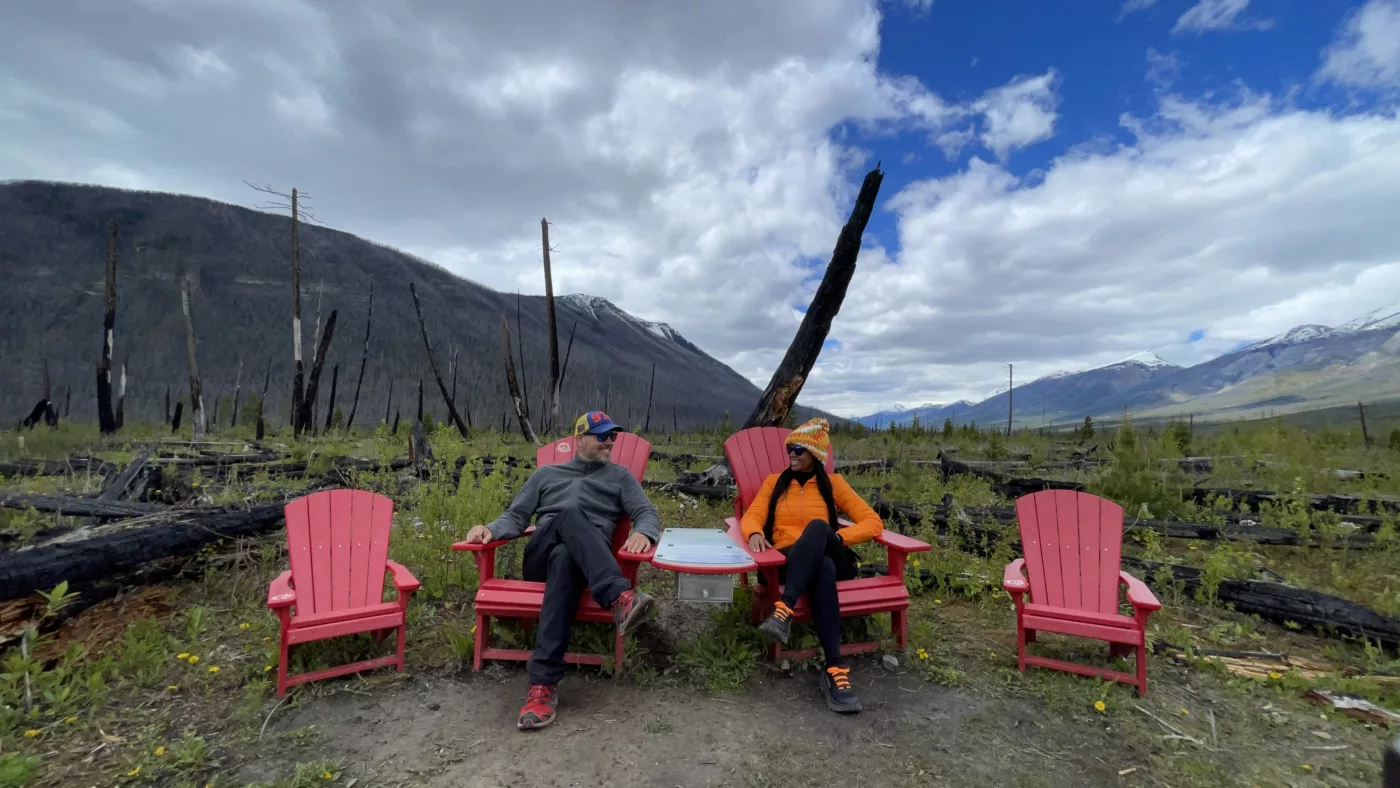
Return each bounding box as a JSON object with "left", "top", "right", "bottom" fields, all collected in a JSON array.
[{"left": 739, "top": 472, "right": 883, "bottom": 550}]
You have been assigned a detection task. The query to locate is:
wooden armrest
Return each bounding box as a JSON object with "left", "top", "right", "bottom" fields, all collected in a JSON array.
[
  {"left": 1003, "top": 558, "right": 1028, "bottom": 593},
  {"left": 386, "top": 560, "right": 421, "bottom": 593},
  {"left": 724, "top": 517, "right": 786, "bottom": 568},
  {"left": 267, "top": 570, "right": 295, "bottom": 609},
  {"left": 875, "top": 531, "right": 931, "bottom": 553},
  {"left": 450, "top": 524, "right": 536, "bottom": 552},
  {"left": 617, "top": 544, "right": 656, "bottom": 563},
  {"left": 1119, "top": 571, "right": 1161, "bottom": 611}
]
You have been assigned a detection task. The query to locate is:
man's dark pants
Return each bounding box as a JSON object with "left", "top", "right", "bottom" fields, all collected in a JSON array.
[{"left": 521, "top": 507, "right": 631, "bottom": 685}]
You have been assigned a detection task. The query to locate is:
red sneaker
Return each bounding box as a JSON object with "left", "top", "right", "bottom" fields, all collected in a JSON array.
[
  {"left": 517, "top": 683, "right": 558, "bottom": 731},
  {"left": 610, "top": 589, "right": 655, "bottom": 636}
]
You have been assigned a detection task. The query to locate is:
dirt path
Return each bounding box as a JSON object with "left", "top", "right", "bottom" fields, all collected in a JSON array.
[{"left": 247, "top": 658, "right": 1132, "bottom": 788}]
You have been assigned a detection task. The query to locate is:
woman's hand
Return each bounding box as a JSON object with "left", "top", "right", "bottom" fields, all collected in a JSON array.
[{"left": 748, "top": 533, "right": 773, "bottom": 552}]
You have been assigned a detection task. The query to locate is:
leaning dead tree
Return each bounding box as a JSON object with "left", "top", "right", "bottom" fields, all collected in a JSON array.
[
  {"left": 744, "top": 164, "right": 884, "bottom": 428},
  {"left": 541, "top": 218, "right": 562, "bottom": 432},
  {"left": 115, "top": 362, "right": 127, "bottom": 429},
  {"left": 408, "top": 282, "right": 470, "bottom": 439},
  {"left": 296, "top": 310, "right": 337, "bottom": 436},
  {"left": 179, "top": 275, "right": 206, "bottom": 439},
  {"left": 345, "top": 285, "right": 373, "bottom": 431},
  {"left": 230, "top": 358, "right": 243, "bottom": 428},
  {"left": 500, "top": 313, "right": 540, "bottom": 443},
  {"left": 96, "top": 221, "right": 119, "bottom": 434}
]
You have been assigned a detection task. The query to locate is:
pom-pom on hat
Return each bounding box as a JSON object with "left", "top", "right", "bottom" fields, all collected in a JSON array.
[{"left": 784, "top": 417, "right": 832, "bottom": 464}]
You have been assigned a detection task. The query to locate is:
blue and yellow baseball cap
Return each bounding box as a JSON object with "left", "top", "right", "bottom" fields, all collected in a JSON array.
[{"left": 574, "top": 410, "right": 621, "bottom": 436}]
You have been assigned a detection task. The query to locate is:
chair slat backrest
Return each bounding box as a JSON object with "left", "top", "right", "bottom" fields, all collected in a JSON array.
[
  {"left": 1014, "top": 490, "right": 1124, "bottom": 614},
  {"left": 724, "top": 427, "right": 836, "bottom": 519},
  {"left": 284, "top": 489, "right": 395, "bottom": 615},
  {"left": 537, "top": 433, "right": 652, "bottom": 553}
]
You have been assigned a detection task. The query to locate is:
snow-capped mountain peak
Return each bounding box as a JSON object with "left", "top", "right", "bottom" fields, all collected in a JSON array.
[
  {"left": 1332, "top": 303, "right": 1400, "bottom": 334},
  {"left": 1108, "top": 351, "right": 1175, "bottom": 369},
  {"left": 1246, "top": 324, "right": 1332, "bottom": 351},
  {"left": 560, "top": 292, "right": 681, "bottom": 343}
]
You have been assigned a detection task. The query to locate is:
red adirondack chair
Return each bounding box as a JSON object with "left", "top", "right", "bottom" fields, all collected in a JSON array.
[
  {"left": 722, "top": 426, "right": 932, "bottom": 662},
  {"left": 266, "top": 489, "right": 421, "bottom": 698},
  {"left": 451, "top": 434, "right": 655, "bottom": 672},
  {"left": 1002, "top": 489, "right": 1162, "bottom": 696}
]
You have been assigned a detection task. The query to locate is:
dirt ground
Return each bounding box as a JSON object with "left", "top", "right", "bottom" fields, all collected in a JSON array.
[{"left": 246, "top": 657, "right": 1142, "bottom": 788}]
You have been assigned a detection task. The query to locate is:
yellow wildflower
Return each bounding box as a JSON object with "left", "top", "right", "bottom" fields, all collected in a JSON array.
[
  {"left": 323, "top": 771, "right": 333, "bottom": 779},
  {"left": 934, "top": 599, "right": 943, "bottom": 605},
  {"left": 64, "top": 715, "right": 77, "bottom": 724},
  {"left": 177, "top": 652, "right": 190, "bottom": 660},
  {"left": 155, "top": 746, "right": 166, "bottom": 756},
  {"left": 23, "top": 729, "right": 38, "bottom": 738},
  {"left": 168, "top": 685, "right": 179, "bottom": 691},
  {"left": 916, "top": 648, "right": 929, "bottom": 660},
  {"left": 1301, "top": 764, "right": 1312, "bottom": 772},
  {"left": 239, "top": 622, "right": 251, "bottom": 630},
  {"left": 188, "top": 655, "right": 200, "bottom": 664},
  {"left": 128, "top": 767, "right": 141, "bottom": 777},
  {"left": 208, "top": 666, "right": 220, "bottom": 673},
  {"left": 1180, "top": 708, "right": 1189, "bottom": 715},
  {"left": 1267, "top": 670, "right": 1282, "bottom": 680},
  {"left": 265, "top": 665, "right": 273, "bottom": 672},
  {"left": 1094, "top": 701, "right": 1106, "bottom": 712}
]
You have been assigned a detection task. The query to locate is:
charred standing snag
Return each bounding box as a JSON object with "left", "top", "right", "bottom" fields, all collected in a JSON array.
[
  {"left": 96, "top": 220, "right": 119, "bottom": 434},
  {"left": 179, "top": 275, "right": 206, "bottom": 439},
  {"left": 499, "top": 313, "right": 539, "bottom": 444},
  {"left": 296, "top": 309, "right": 337, "bottom": 436},
  {"left": 346, "top": 285, "right": 372, "bottom": 431},
  {"left": 745, "top": 164, "right": 883, "bottom": 429},
  {"left": 408, "top": 281, "right": 470, "bottom": 439}
]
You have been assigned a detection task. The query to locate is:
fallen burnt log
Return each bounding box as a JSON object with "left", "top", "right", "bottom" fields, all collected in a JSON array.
[
  {"left": 1187, "top": 488, "right": 1400, "bottom": 515},
  {"left": 0, "top": 503, "right": 285, "bottom": 602},
  {"left": 1122, "top": 557, "right": 1400, "bottom": 650},
  {"left": 0, "top": 492, "right": 164, "bottom": 519},
  {"left": 938, "top": 450, "right": 1085, "bottom": 497},
  {"left": 0, "top": 457, "right": 114, "bottom": 478},
  {"left": 0, "top": 557, "right": 188, "bottom": 651}
]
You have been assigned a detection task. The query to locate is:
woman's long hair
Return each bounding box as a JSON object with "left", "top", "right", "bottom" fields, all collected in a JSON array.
[{"left": 763, "top": 462, "right": 839, "bottom": 544}]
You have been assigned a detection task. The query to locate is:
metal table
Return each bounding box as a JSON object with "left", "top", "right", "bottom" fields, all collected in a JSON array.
[{"left": 651, "top": 528, "right": 757, "bottom": 604}]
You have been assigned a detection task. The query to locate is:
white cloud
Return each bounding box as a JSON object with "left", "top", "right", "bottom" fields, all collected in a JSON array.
[
  {"left": 1118, "top": 0, "right": 1159, "bottom": 20},
  {"left": 1173, "top": 0, "right": 1270, "bottom": 34},
  {"left": 1319, "top": 0, "right": 1400, "bottom": 90},
  {"left": 970, "top": 70, "right": 1061, "bottom": 159},
  {"left": 1145, "top": 48, "right": 1181, "bottom": 89}
]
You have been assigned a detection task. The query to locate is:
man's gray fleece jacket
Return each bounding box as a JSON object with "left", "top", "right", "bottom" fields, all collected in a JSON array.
[{"left": 484, "top": 456, "right": 661, "bottom": 544}]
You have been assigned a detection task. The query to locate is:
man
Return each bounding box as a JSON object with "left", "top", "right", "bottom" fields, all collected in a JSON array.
[{"left": 461, "top": 410, "right": 659, "bottom": 731}]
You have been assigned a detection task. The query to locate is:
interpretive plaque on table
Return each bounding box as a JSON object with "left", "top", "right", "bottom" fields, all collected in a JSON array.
[{"left": 653, "top": 528, "right": 752, "bottom": 566}]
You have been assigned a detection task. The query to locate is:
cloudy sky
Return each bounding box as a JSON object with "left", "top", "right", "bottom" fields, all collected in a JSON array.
[{"left": 4, "top": 0, "right": 1400, "bottom": 417}]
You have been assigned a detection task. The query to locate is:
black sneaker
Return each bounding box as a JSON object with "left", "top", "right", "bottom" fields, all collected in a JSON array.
[
  {"left": 821, "top": 665, "right": 862, "bottom": 714},
  {"left": 611, "top": 589, "right": 655, "bottom": 636},
  {"left": 757, "top": 600, "right": 794, "bottom": 645}
]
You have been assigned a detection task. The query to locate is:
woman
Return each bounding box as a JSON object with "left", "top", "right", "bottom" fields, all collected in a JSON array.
[{"left": 739, "top": 417, "right": 883, "bottom": 714}]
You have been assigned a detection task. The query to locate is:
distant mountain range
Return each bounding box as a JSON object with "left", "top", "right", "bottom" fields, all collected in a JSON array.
[
  {"left": 856, "top": 307, "right": 1400, "bottom": 429},
  {"left": 0, "top": 181, "right": 830, "bottom": 431}
]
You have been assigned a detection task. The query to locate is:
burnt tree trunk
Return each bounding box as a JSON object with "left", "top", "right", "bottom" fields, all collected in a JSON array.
[
  {"left": 230, "top": 358, "right": 243, "bottom": 428},
  {"left": 115, "top": 362, "right": 127, "bottom": 429},
  {"left": 289, "top": 187, "right": 305, "bottom": 438},
  {"left": 345, "top": 285, "right": 373, "bottom": 431},
  {"left": 541, "top": 218, "right": 561, "bottom": 431},
  {"left": 179, "top": 275, "right": 206, "bottom": 439},
  {"left": 256, "top": 356, "right": 272, "bottom": 439},
  {"left": 744, "top": 164, "right": 884, "bottom": 428},
  {"left": 500, "top": 313, "right": 540, "bottom": 443},
  {"left": 323, "top": 363, "right": 339, "bottom": 432},
  {"left": 164, "top": 386, "right": 170, "bottom": 424},
  {"left": 644, "top": 362, "right": 656, "bottom": 433},
  {"left": 171, "top": 401, "right": 183, "bottom": 432},
  {"left": 384, "top": 379, "right": 394, "bottom": 427},
  {"left": 408, "top": 281, "right": 470, "bottom": 439},
  {"left": 416, "top": 379, "right": 424, "bottom": 423},
  {"left": 516, "top": 293, "right": 531, "bottom": 428},
  {"left": 296, "top": 310, "right": 337, "bottom": 436},
  {"left": 96, "top": 220, "right": 119, "bottom": 433}
]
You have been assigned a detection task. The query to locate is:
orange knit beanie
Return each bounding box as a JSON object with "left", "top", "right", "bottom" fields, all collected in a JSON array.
[{"left": 784, "top": 417, "right": 832, "bottom": 464}]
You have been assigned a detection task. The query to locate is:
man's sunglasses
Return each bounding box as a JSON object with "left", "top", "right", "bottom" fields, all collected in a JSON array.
[
  {"left": 786, "top": 445, "right": 807, "bottom": 456},
  {"left": 591, "top": 430, "right": 620, "bottom": 443}
]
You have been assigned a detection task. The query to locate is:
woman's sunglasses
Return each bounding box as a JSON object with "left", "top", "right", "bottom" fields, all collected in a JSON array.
[{"left": 786, "top": 445, "right": 807, "bottom": 456}]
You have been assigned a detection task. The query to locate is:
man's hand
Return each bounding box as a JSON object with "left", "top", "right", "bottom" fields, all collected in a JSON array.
[
  {"left": 621, "top": 532, "right": 652, "bottom": 554},
  {"left": 463, "top": 525, "right": 494, "bottom": 544},
  {"left": 748, "top": 533, "right": 773, "bottom": 553}
]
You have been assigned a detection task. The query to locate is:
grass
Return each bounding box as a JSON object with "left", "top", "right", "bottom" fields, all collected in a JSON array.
[{"left": 1, "top": 414, "right": 1399, "bottom": 784}]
